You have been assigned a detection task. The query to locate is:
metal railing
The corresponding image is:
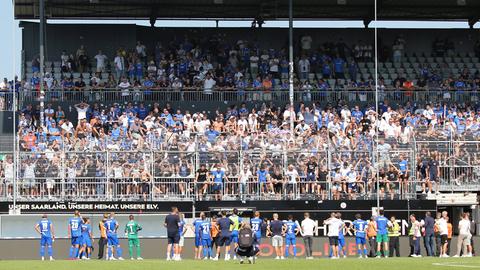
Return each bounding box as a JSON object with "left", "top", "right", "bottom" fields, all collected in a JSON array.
[
  {"left": 3, "top": 88, "right": 479, "bottom": 109},
  {"left": 414, "top": 139, "right": 480, "bottom": 192},
  {"left": 0, "top": 146, "right": 438, "bottom": 202}
]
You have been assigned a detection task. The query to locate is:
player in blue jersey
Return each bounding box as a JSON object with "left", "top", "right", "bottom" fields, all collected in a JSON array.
[
  {"left": 351, "top": 214, "right": 369, "bottom": 258},
  {"left": 68, "top": 210, "right": 83, "bottom": 259},
  {"left": 34, "top": 214, "right": 55, "bottom": 261},
  {"left": 192, "top": 212, "right": 205, "bottom": 260},
  {"left": 337, "top": 213, "right": 347, "bottom": 258},
  {"left": 284, "top": 215, "right": 300, "bottom": 258},
  {"left": 375, "top": 209, "right": 390, "bottom": 258},
  {"left": 78, "top": 217, "right": 93, "bottom": 260},
  {"left": 200, "top": 214, "right": 213, "bottom": 259},
  {"left": 250, "top": 211, "right": 263, "bottom": 248},
  {"left": 105, "top": 212, "right": 124, "bottom": 260},
  {"left": 178, "top": 214, "right": 187, "bottom": 260}
]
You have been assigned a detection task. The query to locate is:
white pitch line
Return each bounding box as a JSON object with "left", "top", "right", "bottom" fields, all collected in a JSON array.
[{"left": 432, "top": 262, "right": 480, "bottom": 268}]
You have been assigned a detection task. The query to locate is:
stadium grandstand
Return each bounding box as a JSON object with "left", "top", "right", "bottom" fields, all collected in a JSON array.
[{"left": 0, "top": 0, "right": 480, "bottom": 261}]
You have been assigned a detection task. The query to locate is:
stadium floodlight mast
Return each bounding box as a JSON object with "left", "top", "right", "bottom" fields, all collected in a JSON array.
[
  {"left": 374, "top": 0, "right": 380, "bottom": 210},
  {"left": 39, "top": 0, "right": 46, "bottom": 128},
  {"left": 288, "top": 0, "right": 294, "bottom": 134},
  {"left": 12, "top": 0, "right": 17, "bottom": 212}
]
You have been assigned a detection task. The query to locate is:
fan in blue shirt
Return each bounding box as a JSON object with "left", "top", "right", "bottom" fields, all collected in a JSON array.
[
  {"left": 205, "top": 128, "right": 220, "bottom": 143},
  {"left": 35, "top": 214, "right": 55, "bottom": 260},
  {"left": 398, "top": 159, "right": 408, "bottom": 173},
  {"left": 284, "top": 215, "right": 299, "bottom": 257},
  {"left": 211, "top": 167, "right": 225, "bottom": 198}
]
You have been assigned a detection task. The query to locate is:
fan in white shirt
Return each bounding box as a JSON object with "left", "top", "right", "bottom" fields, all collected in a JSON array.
[
  {"left": 136, "top": 41, "right": 147, "bottom": 58},
  {"left": 74, "top": 102, "right": 89, "bottom": 120},
  {"left": 94, "top": 50, "right": 108, "bottom": 72},
  {"left": 301, "top": 35, "right": 313, "bottom": 50},
  {"left": 285, "top": 165, "right": 299, "bottom": 184},
  {"left": 203, "top": 75, "right": 216, "bottom": 93},
  {"left": 237, "top": 117, "right": 248, "bottom": 133}
]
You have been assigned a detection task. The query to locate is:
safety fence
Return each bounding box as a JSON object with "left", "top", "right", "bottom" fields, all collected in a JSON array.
[
  {"left": 0, "top": 147, "right": 439, "bottom": 201},
  {"left": 414, "top": 140, "right": 480, "bottom": 192}
]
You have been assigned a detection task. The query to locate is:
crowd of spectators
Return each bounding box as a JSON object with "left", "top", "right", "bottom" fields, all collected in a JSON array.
[
  {"left": 0, "top": 97, "right": 476, "bottom": 202},
  {"left": 14, "top": 33, "right": 480, "bottom": 97},
  {"left": 2, "top": 32, "right": 480, "bottom": 201}
]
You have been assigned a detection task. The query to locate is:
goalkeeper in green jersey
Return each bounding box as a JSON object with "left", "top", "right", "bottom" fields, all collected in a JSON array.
[{"left": 124, "top": 215, "right": 143, "bottom": 260}]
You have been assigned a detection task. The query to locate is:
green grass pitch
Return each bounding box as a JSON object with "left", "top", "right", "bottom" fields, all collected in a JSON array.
[{"left": 0, "top": 258, "right": 479, "bottom": 270}]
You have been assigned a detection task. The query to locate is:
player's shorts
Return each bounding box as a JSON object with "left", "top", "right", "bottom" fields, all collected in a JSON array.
[
  {"left": 40, "top": 236, "right": 52, "bottom": 246},
  {"left": 376, "top": 233, "right": 389, "bottom": 243},
  {"left": 212, "top": 183, "right": 223, "bottom": 191},
  {"left": 179, "top": 236, "right": 185, "bottom": 247},
  {"left": 441, "top": 235, "right": 448, "bottom": 244},
  {"left": 285, "top": 236, "right": 296, "bottom": 245},
  {"left": 81, "top": 237, "right": 92, "bottom": 247},
  {"left": 71, "top": 236, "right": 81, "bottom": 246},
  {"left": 128, "top": 238, "right": 140, "bottom": 247},
  {"left": 306, "top": 173, "right": 316, "bottom": 182},
  {"left": 202, "top": 238, "right": 212, "bottom": 247},
  {"left": 167, "top": 233, "right": 180, "bottom": 244},
  {"left": 429, "top": 174, "right": 438, "bottom": 182},
  {"left": 217, "top": 235, "right": 231, "bottom": 246},
  {"left": 355, "top": 237, "right": 366, "bottom": 245},
  {"left": 195, "top": 236, "right": 201, "bottom": 247},
  {"left": 107, "top": 235, "right": 119, "bottom": 246},
  {"left": 329, "top": 236, "right": 339, "bottom": 246},
  {"left": 272, "top": 235, "right": 283, "bottom": 247},
  {"left": 338, "top": 237, "right": 345, "bottom": 247},
  {"left": 230, "top": 231, "right": 239, "bottom": 243}
]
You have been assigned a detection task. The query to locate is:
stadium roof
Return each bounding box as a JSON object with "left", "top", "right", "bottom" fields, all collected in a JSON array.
[{"left": 13, "top": 0, "right": 480, "bottom": 24}]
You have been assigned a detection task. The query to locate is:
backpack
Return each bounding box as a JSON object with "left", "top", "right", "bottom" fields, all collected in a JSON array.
[{"left": 238, "top": 228, "right": 254, "bottom": 248}]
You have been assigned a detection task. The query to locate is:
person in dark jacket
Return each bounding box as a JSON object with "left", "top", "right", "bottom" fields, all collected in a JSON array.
[
  {"left": 236, "top": 223, "right": 259, "bottom": 264},
  {"left": 423, "top": 211, "right": 435, "bottom": 256}
]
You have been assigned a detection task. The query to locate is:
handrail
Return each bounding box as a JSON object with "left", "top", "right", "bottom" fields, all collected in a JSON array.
[{"left": 5, "top": 87, "right": 480, "bottom": 92}]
